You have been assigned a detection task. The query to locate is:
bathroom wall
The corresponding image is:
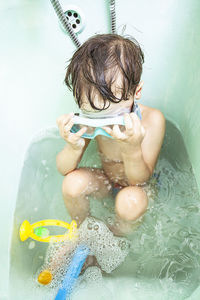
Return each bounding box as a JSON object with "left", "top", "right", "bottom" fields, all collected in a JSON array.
[{"left": 1, "top": 0, "right": 200, "bottom": 297}]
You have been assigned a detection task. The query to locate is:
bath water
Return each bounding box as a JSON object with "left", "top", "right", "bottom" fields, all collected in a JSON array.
[
  {"left": 79, "top": 120, "right": 200, "bottom": 300},
  {"left": 9, "top": 120, "right": 200, "bottom": 300}
]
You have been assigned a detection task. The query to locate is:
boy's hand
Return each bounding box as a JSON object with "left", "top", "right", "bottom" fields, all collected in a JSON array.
[
  {"left": 56, "top": 113, "right": 87, "bottom": 150},
  {"left": 103, "top": 112, "right": 145, "bottom": 149}
]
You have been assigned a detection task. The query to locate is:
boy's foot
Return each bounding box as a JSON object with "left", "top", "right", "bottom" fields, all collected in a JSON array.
[{"left": 80, "top": 255, "right": 101, "bottom": 274}]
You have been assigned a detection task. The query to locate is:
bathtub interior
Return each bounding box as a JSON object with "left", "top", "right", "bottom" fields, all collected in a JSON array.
[
  {"left": 9, "top": 120, "right": 200, "bottom": 300},
  {"left": 1, "top": 0, "right": 200, "bottom": 299}
]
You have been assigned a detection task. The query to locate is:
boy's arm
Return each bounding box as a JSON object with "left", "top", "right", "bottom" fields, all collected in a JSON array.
[
  {"left": 56, "top": 113, "right": 91, "bottom": 176},
  {"left": 121, "top": 146, "right": 152, "bottom": 185},
  {"left": 121, "top": 110, "right": 165, "bottom": 185},
  {"left": 56, "top": 139, "right": 90, "bottom": 176}
]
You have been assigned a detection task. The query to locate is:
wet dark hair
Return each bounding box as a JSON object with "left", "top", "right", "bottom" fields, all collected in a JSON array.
[{"left": 65, "top": 34, "right": 144, "bottom": 111}]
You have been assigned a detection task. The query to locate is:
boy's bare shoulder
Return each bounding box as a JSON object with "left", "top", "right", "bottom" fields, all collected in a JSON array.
[{"left": 139, "top": 104, "right": 165, "bottom": 128}]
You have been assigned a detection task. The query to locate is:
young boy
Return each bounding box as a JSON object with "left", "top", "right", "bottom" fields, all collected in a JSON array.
[{"left": 56, "top": 34, "right": 165, "bottom": 236}]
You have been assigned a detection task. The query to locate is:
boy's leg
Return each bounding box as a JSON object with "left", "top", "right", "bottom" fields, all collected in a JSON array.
[
  {"left": 62, "top": 167, "right": 111, "bottom": 226},
  {"left": 38, "top": 168, "right": 110, "bottom": 281},
  {"left": 112, "top": 186, "right": 148, "bottom": 236},
  {"left": 38, "top": 168, "right": 110, "bottom": 280}
]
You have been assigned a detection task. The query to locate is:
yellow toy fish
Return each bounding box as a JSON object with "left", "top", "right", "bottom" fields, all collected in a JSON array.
[{"left": 19, "top": 219, "right": 78, "bottom": 243}]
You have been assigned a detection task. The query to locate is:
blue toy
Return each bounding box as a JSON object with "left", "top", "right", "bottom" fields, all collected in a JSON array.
[{"left": 55, "top": 245, "right": 90, "bottom": 300}]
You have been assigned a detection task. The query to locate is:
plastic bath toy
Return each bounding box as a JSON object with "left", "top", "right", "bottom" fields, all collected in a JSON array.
[
  {"left": 19, "top": 219, "right": 78, "bottom": 243},
  {"left": 55, "top": 244, "right": 90, "bottom": 300},
  {"left": 38, "top": 269, "right": 53, "bottom": 285}
]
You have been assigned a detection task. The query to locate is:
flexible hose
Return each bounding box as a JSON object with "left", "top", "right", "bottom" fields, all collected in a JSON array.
[
  {"left": 110, "top": 0, "right": 116, "bottom": 34},
  {"left": 50, "top": 0, "right": 81, "bottom": 48}
]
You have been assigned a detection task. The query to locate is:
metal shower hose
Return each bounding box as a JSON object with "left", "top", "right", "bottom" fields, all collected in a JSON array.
[
  {"left": 50, "top": 0, "right": 81, "bottom": 48},
  {"left": 110, "top": 0, "right": 116, "bottom": 34},
  {"left": 50, "top": 0, "right": 117, "bottom": 47}
]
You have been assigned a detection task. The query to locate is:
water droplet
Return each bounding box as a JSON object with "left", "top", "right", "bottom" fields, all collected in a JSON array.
[
  {"left": 28, "top": 241, "right": 35, "bottom": 249},
  {"left": 87, "top": 223, "right": 93, "bottom": 230},
  {"left": 107, "top": 217, "right": 112, "bottom": 224},
  {"left": 94, "top": 224, "right": 99, "bottom": 230}
]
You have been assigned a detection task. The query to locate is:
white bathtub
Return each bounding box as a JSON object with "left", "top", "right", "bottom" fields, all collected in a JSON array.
[{"left": 1, "top": 0, "right": 200, "bottom": 299}]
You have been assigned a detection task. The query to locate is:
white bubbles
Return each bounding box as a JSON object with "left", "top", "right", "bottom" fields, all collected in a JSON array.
[
  {"left": 41, "top": 159, "right": 47, "bottom": 166},
  {"left": 78, "top": 217, "right": 130, "bottom": 273},
  {"left": 94, "top": 224, "right": 99, "bottom": 231},
  {"left": 79, "top": 266, "right": 102, "bottom": 284},
  {"left": 37, "top": 239, "right": 78, "bottom": 289},
  {"left": 87, "top": 223, "right": 93, "bottom": 230},
  {"left": 28, "top": 241, "right": 35, "bottom": 249},
  {"left": 37, "top": 217, "right": 130, "bottom": 294}
]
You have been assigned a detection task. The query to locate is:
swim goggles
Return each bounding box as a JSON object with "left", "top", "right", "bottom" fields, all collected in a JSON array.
[{"left": 70, "top": 113, "right": 125, "bottom": 139}]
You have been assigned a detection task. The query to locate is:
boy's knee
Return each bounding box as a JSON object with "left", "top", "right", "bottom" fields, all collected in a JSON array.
[
  {"left": 62, "top": 169, "right": 90, "bottom": 198},
  {"left": 115, "top": 186, "right": 148, "bottom": 221}
]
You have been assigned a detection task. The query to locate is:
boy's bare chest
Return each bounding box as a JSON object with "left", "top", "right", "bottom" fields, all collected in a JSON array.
[
  {"left": 96, "top": 136, "right": 128, "bottom": 185},
  {"left": 96, "top": 136, "right": 123, "bottom": 161}
]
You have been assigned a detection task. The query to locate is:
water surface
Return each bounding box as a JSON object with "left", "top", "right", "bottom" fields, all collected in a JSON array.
[{"left": 10, "top": 121, "right": 200, "bottom": 300}]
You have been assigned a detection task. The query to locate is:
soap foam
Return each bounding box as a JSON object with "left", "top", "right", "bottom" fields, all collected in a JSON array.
[
  {"left": 78, "top": 217, "right": 130, "bottom": 273},
  {"left": 38, "top": 217, "right": 130, "bottom": 289},
  {"left": 37, "top": 239, "right": 78, "bottom": 289}
]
